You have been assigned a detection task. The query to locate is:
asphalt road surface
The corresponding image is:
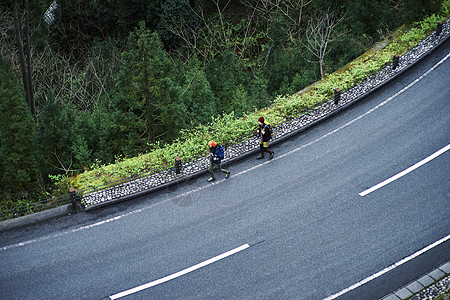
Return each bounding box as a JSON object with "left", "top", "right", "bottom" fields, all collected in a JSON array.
[{"left": 1, "top": 40, "right": 449, "bottom": 300}]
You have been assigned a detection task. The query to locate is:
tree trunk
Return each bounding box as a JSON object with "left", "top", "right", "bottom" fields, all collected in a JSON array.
[
  {"left": 24, "top": 0, "right": 35, "bottom": 119},
  {"left": 319, "top": 58, "right": 324, "bottom": 79},
  {"left": 13, "top": 1, "right": 29, "bottom": 103},
  {"left": 13, "top": 0, "right": 35, "bottom": 119}
]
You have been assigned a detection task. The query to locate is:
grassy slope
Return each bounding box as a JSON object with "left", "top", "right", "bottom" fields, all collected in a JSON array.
[{"left": 69, "top": 11, "right": 449, "bottom": 193}]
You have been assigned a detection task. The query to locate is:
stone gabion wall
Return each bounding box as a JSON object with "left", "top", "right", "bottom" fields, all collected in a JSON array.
[{"left": 83, "top": 20, "right": 449, "bottom": 209}]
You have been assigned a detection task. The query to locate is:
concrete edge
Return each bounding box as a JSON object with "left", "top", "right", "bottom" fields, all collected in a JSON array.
[
  {"left": 0, "top": 204, "right": 72, "bottom": 232},
  {"left": 2, "top": 27, "right": 449, "bottom": 227},
  {"left": 85, "top": 30, "right": 450, "bottom": 211},
  {"left": 380, "top": 261, "right": 450, "bottom": 300}
]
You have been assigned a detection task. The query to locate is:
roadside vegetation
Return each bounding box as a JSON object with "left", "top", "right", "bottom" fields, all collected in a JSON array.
[
  {"left": 435, "top": 288, "right": 450, "bottom": 300},
  {"left": 0, "top": 0, "right": 449, "bottom": 210},
  {"left": 70, "top": 11, "right": 449, "bottom": 192}
]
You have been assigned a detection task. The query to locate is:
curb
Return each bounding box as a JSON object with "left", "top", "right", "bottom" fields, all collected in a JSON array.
[
  {"left": 381, "top": 261, "right": 450, "bottom": 300},
  {"left": 84, "top": 28, "right": 450, "bottom": 211},
  {"left": 2, "top": 22, "right": 449, "bottom": 226},
  {"left": 0, "top": 204, "right": 72, "bottom": 232}
]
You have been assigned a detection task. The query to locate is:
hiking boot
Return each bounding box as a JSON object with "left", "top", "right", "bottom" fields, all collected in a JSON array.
[
  {"left": 208, "top": 177, "right": 215, "bottom": 182},
  {"left": 269, "top": 151, "right": 274, "bottom": 160},
  {"left": 256, "top": 153, "right": 264, "bottom": 159},
  {"left": 225, "top": 172, "right": 230, "bottom": 179}
]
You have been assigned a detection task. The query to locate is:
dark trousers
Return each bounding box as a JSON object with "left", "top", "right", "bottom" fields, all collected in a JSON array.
[{"left": 208, "top": 161, "right": 229, "bottom": 179}]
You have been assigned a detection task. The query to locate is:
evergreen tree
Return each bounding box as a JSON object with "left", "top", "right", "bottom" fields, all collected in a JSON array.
[
  {"left": 157, "top": 0, "right": 199, "bottom": 49},
  {"left": 180, "top": 57, "right": 217, "bottom": 125},
  {"left": 264, "top": 18, "right": 292, "bottom": 96},
  {"left": 346, "top": 0, "right": 398, "bottom": 40},
  {"left": 37, "top": 91, "right": 77, "bottom": 177},
  {"left": 47, "top": 0, "right": 165, "bottom": 57},
  {"left": 0, "top": 55, "right": 41, "bottom": 209},
  {"left": 206, "top": 50, "right": 248, "bottom": 114},
  {"left": 247, "top": 70, "right": 270, "bottom": 110},
  {"left": 71, "top": 110, "right": 96, "bottom": 170},
  {"left": 401, "top": 0, "right": 444, "bottom": 24},
  {"left": 231, "top": 84, "right": 252, "bottom": 115},
  {"left": 111, "top": 22, "right": 186, "bottom": 155},
  {"left": 89, "top": 104, "right": 118, "bottom": 165}
]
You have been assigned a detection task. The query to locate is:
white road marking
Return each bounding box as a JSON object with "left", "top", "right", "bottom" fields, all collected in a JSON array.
[
  {"left": 0, "top": 209, "right": 146, "bottom": 251},
  {"left": 360, "top": 143, "right": 450, "bottom": 196},
  {"left": 323, "top": 233, "right": 450, "bottom": 300},
  {"left": 2, "top": 53, "right": 448, "bottom": 252},
  {"left": 108, "top": 244, "right": 250, "bottom": 299}
]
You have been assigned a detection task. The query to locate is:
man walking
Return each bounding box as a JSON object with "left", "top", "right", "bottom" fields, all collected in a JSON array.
[
  {"left": 257, "top": 117, "right": 274, "bottom": 159},
  {"left": 208, "top": 141, "right": 230, "bottom": 182}
]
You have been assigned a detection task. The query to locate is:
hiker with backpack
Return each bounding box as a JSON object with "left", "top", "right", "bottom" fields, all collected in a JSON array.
[
  {"left": 257, "top": 117, "right": 274, "bottom": 160},
  {"left": 207, "top": 141, "right": 230, "bottom": 182}
]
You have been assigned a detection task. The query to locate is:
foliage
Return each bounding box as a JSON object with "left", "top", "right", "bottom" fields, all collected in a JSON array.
[
  {"left": 157, "top": 0, "right": 200, "bottom": 49},
  {"left": 206, "top": 49, "right": 248, "bottom": 114},
  {"left": 345, "top": 0, "right": 397, "bottom": 40},
  {"left": 443, "top": 0, "right": 450, "bottom": 16},
  {"left": 47, "top": 0, "right": 165, "bottom": 58},
  {"left": 434, "top": 289, "right": 450, "bottom": 300},
  {"left": 70, "top": 12, "right": 450, "bottom": 192},
  {"left": 401, "top": 0, "right": 445, "bottom": 24},
  {"left": 37, "top": 91, "right": 78, "bottom": 176},
  {"left": 1, "top": 0, "right": 449, "bottom": 209},
  {"left": 110, "top": 22, "right": 187, "bottom": 154},
  {"left": 180, "top": 57, "right": 217, "bottom": 124},
  {"left": 0, "top": 56, "right": 42, "bottom": 210}
]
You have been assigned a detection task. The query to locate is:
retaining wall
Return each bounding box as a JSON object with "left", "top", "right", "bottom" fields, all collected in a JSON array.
[{"left": 82, "top": 19, "right": 450, "bottom": 210}]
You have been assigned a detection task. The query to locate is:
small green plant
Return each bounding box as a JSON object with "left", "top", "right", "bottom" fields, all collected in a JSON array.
[
  {"left": 434, "top": 287, "right": 450, "bottom": 300},
  {"left": 48, "top": 174, "right": 72, "bottom": 197},
  {"left": 70, "top": 14, "right": 450, "bottom": 193},
  {"left": 48, "top": 174, "right": 66, "bottom": 185}
]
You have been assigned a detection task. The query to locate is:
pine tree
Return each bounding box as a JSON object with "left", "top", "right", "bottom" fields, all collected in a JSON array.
[
  {"left": 37, "top": 90, "right": 77, "bottom": 177},
  {"left": 0, "top": 56, "right": 41, "bottom": 209},
  {"left": 111, "top": 22, "right": 186, "bottom": 155},
  {"left": 206, "top": 50, "right": 247, "bottom": 114},
  {"left": 180, "top": 57, "right": 216, "bottom": 125}
]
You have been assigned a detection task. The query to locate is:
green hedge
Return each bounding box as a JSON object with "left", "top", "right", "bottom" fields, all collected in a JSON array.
[{"left": 70, "top": 10, "right": 449, "bottom": 192}]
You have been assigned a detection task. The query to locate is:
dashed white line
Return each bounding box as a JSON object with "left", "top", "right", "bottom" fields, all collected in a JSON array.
[
  {"left": 2, "top": 52, "right": 448, "bottom": 252},
  {"left": 0, "top": 209, "right": 145, "bottom": 252},
  {"left": 323, "top": 233, "right": 450, "bottom": 300},
  {"left": 108, "top": 243, "right": 250, "bottom": 299},
  {"left": 360, "top": 143, "right": 450, "bottom": 196}
]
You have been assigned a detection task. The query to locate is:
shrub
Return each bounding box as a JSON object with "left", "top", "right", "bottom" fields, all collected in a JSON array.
[{"left": 69, "top": 15, "right": 450, "bottom": 193}]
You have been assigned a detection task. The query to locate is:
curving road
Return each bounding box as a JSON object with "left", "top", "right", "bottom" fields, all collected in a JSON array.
[{"left": 1, "top": 40, "right": 449, "bottom": 300}]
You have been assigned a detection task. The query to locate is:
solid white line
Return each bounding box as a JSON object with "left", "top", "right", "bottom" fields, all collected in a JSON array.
[
  {"left": 109, "top": 244, "right": 250, "bottom": 299},
  {"left": 359, "top": 143, "right": 450, "bottom": 196},
  {"left": 0, "top": 209, "right": 144, "bottom": 251},
  {"left": 323, "top": 233, "right": 450, "bottom": 300},
  {"left": 246, "top": 52, "right": 450, "bottom": 176},
  {"left": 2, "top": 53, "right": 449, "bottom": 253}
]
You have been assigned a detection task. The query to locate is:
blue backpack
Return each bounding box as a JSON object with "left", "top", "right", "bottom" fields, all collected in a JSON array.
[{"left": 216, "top": 145, "right": 225, "bottom": 160}]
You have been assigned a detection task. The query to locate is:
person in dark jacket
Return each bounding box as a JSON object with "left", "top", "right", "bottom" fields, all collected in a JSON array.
[
  {"left": 257, "top": 117, "right": 274, "bottom": 159},
  {"left": 208, "top": 141, "right": 230, "bottom": 182}
]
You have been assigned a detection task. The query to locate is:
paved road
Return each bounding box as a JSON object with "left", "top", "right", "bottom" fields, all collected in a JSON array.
[{"left": 1, "top": 40, "right": 449, "bottom": 300}]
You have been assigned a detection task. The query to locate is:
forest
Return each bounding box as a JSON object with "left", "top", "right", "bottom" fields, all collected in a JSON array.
[{"left": 0, "top": 0, "right": 446, "bottom": 210}]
